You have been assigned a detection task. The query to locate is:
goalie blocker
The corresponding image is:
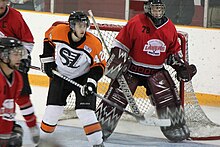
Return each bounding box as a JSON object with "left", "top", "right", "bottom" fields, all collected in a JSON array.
[{"left": 147, "top": 70, "right": 190, "bottom": 142}]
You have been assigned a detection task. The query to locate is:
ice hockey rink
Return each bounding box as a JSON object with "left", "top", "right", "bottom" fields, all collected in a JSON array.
[{"left": 15, "top": 85, "right": 220, "bottom": 147}]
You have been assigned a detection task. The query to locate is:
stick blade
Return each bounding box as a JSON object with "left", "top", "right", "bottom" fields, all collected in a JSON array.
[{"left": 139, "top": 118, "right": 171, "bottom": 127}]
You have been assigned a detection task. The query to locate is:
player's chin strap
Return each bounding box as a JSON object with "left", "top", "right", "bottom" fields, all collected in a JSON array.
[{"left": 52, "top": 70, "right": 171, "bottom": 127}]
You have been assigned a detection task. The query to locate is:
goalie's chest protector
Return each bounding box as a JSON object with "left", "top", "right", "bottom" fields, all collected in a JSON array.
[{"left": 116, "top": 14, "right": 180, "bottom": 67}]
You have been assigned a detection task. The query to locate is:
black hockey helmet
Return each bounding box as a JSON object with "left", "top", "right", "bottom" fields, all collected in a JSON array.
[
  {"left": 0, "top": 37, "right": 24, "bottom": 61},
  {"left": 68, "top": 11, "right": 90, "bottom": 31},
  {"left": 144, "top": 0, "right": 165, "bottom": 19}
]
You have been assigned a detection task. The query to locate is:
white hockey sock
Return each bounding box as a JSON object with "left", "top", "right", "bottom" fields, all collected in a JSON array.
[
  {"left": 41, "top": 105, "right": 64, "bottom": 133},
  {"left": 76, "top": 109, "right": 103, "bottom": 146}
]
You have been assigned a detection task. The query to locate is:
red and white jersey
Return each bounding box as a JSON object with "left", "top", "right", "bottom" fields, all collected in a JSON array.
[
  {"left": 0, "top": 6, "right": 34, "bottom": 53},
  {"left": 113, "top": 13, "right": 180, "bottom": 77},
  {"left": 0, "top": 69, "right": 23, "bottom": 134}
]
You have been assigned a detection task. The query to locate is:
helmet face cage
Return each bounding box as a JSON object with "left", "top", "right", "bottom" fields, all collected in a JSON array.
[
  {"left": 68, "top": 11, "right": 90, "bottom": 31},
  {"left": 144, "top": 0, "right": 165, "bottom": 19},
  {"left": 0, "top": 37, "right": 24, "bottom": 62}
]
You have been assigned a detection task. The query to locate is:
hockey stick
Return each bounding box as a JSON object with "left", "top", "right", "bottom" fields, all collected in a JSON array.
[
  {"left": 88, "top": 10, "right": 143, "bottom": 118},
  {"left": 29, "top": 66, "right": 170, "bottom": 126},
  {"left": 52, "top": 70, "right": 171, "bottom": 127},
  {"left": 88, "top": 10, "right": 110, "bottom": 55},
  {"left": 30, "top": 65, "right": 41, "bottom": 71}
]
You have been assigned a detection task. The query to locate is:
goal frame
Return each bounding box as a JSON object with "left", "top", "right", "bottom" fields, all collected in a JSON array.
[{"left": 61, "top": 22, "right": 220, "bottom": 141}]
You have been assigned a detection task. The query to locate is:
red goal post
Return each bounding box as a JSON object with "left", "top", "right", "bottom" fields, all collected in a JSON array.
[{"left": 62, "top": 23, "right": 220, "bottom": 140}]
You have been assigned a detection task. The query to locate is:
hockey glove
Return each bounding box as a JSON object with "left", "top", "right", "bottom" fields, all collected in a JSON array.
[
  {"left": 167, "top": 53, "right": 197, "bottom": 82},
  {"left": 176, "top": 64, "right": 197, "bottom": 82},
  {"left": 19, "top": 54, "right": 31, "bottom": 73},
  {"left": 40, "top": 55, "right": 57, "bottom": 78},
  {"left": 29, "top": 125, "right": 40, "bottom": 144},
  {"left": 81, "top": 78, "right": 97, "bottom": 97}
]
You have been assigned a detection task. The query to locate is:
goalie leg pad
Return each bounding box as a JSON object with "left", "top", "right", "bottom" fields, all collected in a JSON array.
[
  {"left": 96, "top": 80, "right": 127, "bottom": 140},
  {"left": 147, "top": 70, "right": 190, "bottom": 142},
  {"left": 96, "top": 73, "right": 139, "bottom": 140}
]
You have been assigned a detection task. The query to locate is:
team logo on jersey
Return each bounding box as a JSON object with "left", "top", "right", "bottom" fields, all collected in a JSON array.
[
  {"left": 143, "top": 39, "right": 166, "bottom": 56},
  {"left": 1, "top": 99, "right": 15, "bottom": 121},
  {"left": 59, "top": 47, "right": 81, "bottom": 68}
]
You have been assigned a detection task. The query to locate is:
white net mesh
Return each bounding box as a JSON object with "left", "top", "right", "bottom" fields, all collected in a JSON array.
[{"left": 61, "top": 23, "right": 220, "bottom": 140}]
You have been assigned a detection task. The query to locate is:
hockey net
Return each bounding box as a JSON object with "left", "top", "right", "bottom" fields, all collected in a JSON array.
[{"left": 61, "top": 23, "right": 220, "bottom": 140}]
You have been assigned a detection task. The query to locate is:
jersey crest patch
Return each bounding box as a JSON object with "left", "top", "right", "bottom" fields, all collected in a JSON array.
[
  {"left": 1, "top": 99, "right": 15, "bottom": 121},
  {"left": 84, "top": 45, "right": 92, "bottom": 53},
  {"left": 143, "top": 39, "right": 166, "bottom": 56}
]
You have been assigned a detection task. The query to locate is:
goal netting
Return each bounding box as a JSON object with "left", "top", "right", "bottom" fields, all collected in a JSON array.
[{"left": 60, "top": 23, "right": 220, "bottom": 140}]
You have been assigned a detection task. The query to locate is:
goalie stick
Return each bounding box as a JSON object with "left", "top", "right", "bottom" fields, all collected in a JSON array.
[
  {"left": 52, "top": 70, "right": 171, "bottom": 127},
  {"left": 88, "top": 10, "right": 144, "bottom": 119}
]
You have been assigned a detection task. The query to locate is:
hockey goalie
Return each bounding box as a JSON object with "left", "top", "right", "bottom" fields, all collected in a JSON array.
[{"left": 96, "top": 0, "right": 197, "bottom": 142}]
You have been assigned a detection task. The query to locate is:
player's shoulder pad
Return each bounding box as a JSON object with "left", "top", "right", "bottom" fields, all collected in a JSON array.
[
  {"left": 52, "top": 21, "right": 69, "bottom": 26},
  {"left": 86, "top": 31, "right": 102, "bottom": 45},
  {"left": 45, "top": 23, "right": 69, "bottom": 40}
]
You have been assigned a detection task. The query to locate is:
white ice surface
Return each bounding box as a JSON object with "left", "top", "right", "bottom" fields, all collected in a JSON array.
[{"left": 15, "top": 86, "right": 220, "bottom": 147}]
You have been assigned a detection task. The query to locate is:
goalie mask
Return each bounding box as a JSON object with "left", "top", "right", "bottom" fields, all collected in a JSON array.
[
  {"left": 144, "top": 0, "right": 165, "bottom": 20},
  {"left": 68, "top": 11, "right": 90, "bottom": 32},
  {"left": 0, "top": 37, "right": 25, "bottom": 69}
]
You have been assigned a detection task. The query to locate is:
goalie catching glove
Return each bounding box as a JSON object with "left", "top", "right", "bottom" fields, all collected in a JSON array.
[
  {"left": 80, "top": 78, "right": 97, "bottom": 97},
  {"left": 167, "top": 52, "right": 197, "bottom": 82},
  {"left": 39, "top": 55, "right": 57, "bottom": 78},
  {"left": 176, "top": 64, "right": 197, "bottom": 82}
]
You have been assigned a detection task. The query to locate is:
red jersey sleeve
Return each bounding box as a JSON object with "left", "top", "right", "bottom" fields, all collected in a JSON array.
[
  {"left": 9, "top": 7, "right": 34, "bottom": 43},
  {"left": 0, "top": 7, "right": 34, "bottom": 43}
]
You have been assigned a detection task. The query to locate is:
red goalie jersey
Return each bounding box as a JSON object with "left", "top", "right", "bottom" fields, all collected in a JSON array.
[
  {"left": 115, "top": 14, "right": 181, "bottom": 77},
  {"left": 0, "top": 69, "right": 23, "bottom": 134}
]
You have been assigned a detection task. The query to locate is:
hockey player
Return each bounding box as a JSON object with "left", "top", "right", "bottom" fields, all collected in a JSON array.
[
  {"left": 0, "top": 0, "right": 40, "bottom": 144},
  {"left": 39, "top": 11, "right": 106, "bottom": 147},
  {"left": 0, "top": 37, "right": 32, "bottom": 146},
  {"left": 96, "top": 0, "right": 197, "bottom": 142}
]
